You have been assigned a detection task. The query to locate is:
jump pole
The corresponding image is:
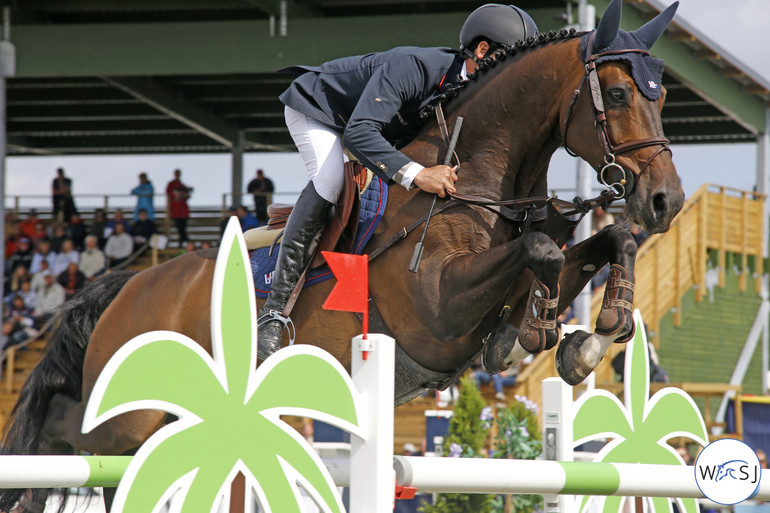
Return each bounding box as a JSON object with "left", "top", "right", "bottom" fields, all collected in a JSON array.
[{"left": 393, "top": 457, "right": 770, "bottom": 500}]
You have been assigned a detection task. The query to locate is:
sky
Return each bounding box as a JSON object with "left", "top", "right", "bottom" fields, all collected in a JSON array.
[{"left": 5, "top": 0, "right": 770, "bottom": 211}]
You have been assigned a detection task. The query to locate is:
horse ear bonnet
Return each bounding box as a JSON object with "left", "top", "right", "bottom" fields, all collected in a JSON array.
[{"left": 580, "top": 0, "right": 679, "bottom": 101}]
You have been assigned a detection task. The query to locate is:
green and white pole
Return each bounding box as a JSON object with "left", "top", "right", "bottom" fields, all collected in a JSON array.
[
  {"left": 393, "top": 457, "right": 770, "bottom": 500},
  {"left": 0, "top": 456, "right": 130, "bottom": 489}
]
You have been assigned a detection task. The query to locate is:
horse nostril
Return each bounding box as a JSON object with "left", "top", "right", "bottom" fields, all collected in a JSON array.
[{"left": 652, "top": 192, "right": 668, "bottom": 219}]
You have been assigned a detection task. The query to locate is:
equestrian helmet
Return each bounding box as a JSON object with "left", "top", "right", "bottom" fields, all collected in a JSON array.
[{"left": 460, "top": 4, "right": 539, "bottom": 55}]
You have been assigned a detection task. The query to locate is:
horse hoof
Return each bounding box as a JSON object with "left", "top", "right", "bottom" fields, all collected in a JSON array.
[
  {"left": 481, "top": 324, "right": 519, "bottom": 374},
  {"left": 555, "top": 330, "right": 598, "bottom": 386}
]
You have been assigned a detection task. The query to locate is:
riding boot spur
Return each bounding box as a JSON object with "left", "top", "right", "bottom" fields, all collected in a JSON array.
[
  {"left": 595, "top": 263, "right": 635, "bottom": 343},
  {"left": 257, "top": 182, "right": 333, "bottom": 360},
  {"left": 518, "top": 277, "right": 560, "bottom": 354}
]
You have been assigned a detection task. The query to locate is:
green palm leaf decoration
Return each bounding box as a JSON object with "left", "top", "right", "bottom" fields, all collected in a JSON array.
[
  {"left": 572, "top": 310, "right": 709, "bottom": 513},
  {"left": 82, "top": 217, "right": 363, "bottom": 513}
]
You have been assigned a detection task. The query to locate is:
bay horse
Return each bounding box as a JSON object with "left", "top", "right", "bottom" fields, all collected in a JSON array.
[{"left": 1, "top": 1, "right": 684, "bottom": 511}]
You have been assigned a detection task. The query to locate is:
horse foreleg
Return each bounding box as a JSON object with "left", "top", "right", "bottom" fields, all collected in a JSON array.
[{"left": 554, "top": 224, "right": 638, "bottom": 385}]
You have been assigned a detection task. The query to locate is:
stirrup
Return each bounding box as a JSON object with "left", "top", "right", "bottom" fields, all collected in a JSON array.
[{"left": 258, "top": 310, "right": 296, "bottom": 346}]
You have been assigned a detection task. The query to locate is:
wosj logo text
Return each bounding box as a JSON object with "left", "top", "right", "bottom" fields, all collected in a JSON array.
[
  {"left": 698, "top": 459, "right": 760, "bottom": 484},
  {"left": 695, "top": 439, "right": 762, "bottom": 505}
]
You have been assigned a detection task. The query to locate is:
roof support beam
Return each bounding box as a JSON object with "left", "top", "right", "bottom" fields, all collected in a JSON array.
[{"left": 102, "top": 76, "right": 240, "bottom": 149}]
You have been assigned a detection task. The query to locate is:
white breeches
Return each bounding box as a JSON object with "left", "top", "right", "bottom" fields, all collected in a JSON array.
[{"left": 284, "top": 106, "right": 347, "bottom": 203}]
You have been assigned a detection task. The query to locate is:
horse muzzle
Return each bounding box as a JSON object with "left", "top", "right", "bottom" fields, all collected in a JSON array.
[{"left": 625, "top": 180, "right": 684, "bottom": 234}]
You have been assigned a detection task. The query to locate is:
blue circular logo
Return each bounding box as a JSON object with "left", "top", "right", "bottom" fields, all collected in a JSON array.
[{"left": 695, "top": 439, "right": 761, "bottom": 505}]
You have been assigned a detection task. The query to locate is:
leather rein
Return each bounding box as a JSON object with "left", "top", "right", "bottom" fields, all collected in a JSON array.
[{"left": 563, "top": 33, "right": 671, "bottom": 199}]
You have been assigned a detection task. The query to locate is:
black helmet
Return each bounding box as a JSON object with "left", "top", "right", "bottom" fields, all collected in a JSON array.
[{"left": 459, "top": 4, "right": 539, "bottom": 59}]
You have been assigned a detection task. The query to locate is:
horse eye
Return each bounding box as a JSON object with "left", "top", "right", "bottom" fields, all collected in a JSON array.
[{"left": 608, "top": 89, "right": 625, "bottom": 103}]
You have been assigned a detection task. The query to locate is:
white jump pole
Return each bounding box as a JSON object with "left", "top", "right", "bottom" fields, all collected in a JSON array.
[
  {"left": 349, "top": 333, "right": 395, "bottom": 513},
  {"left": 394, "top": 457, "right": 770, "bottom": 500}
]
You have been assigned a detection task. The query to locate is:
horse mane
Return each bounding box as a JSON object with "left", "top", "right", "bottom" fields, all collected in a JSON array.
[{"left": 418, "top": 28, "right": 586, "bottom": 121}]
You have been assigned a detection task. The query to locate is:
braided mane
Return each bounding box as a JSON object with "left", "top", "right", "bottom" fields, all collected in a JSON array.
[{"left": 418, "top": 28, "right": 585, "bottom": 120}]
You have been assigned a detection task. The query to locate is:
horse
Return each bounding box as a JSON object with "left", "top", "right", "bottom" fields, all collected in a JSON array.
[{"left": 0, "top": 1, "right": 684, "bottom": 511}]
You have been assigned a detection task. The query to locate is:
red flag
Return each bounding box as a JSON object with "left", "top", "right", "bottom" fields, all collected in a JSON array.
[{"left": 322, "top": 252, "right": 369, "bottom": 336}]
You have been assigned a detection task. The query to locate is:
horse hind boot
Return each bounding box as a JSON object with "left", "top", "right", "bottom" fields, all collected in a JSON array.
[
  {"left": 595, "top": 264, "right": 635, "bottom": 343},
  {"left": 518, "top": 277, "right": 560, "bottom": 354},
  {"left": 257, "top": 182, "right": 333, "bottom": 360}
]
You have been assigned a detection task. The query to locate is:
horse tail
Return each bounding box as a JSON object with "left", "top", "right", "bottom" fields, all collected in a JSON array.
[{"left": 0, "top": 270, "right": 137, "bottom": 512}]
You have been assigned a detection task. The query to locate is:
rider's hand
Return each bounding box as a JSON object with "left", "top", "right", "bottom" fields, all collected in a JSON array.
[{"left": 413, "top": 165, "right": 458, "bottom": 198}]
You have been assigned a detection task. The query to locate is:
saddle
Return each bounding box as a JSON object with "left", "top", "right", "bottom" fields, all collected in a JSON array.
[{"left": 266, "top": 161, "right": 370, "bottom": 268}]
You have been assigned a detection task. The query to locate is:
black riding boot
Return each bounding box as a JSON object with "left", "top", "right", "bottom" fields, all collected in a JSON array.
[{"left": 257, "top": 182, "right": 332, "bottom": 359}]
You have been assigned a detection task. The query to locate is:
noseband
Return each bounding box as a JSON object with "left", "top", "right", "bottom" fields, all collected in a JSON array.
[{"left": 563, "top": 34, "right": 671, "bottom": 199}]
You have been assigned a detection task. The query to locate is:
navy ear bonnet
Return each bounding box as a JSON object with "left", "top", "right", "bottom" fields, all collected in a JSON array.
[
  {"left": 579, "top": 0, "right": 678, "bottom": 102},
  {"left": 580, "top": 31, "right": 665, "bottom": 101}
]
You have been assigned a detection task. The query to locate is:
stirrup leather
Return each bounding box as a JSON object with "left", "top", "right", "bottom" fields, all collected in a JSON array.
[{"left": 258, "top": 310, "right": 296, "bottom": 346}]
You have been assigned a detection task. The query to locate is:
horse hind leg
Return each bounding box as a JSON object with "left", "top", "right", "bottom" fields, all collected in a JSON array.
[{"left": 482, "top": 232, "right": 564, "bottom": 373}]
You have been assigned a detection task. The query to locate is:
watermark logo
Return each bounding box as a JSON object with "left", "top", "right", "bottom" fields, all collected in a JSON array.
[{"left": 695, "top": 438, "right": 761, "bottom": 505}]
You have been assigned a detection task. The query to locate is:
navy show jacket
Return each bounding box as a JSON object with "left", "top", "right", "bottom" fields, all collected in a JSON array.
[{"left": 280, "top": 46, "right": 464, "bottom": 185}]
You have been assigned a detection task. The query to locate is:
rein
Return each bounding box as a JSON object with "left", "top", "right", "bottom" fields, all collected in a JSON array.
[{"left": 563, "top": 33, "right": 671, "bottom": 199}]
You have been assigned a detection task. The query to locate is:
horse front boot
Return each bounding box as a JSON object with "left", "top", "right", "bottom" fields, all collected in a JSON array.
[
  {"left": 595, "top": 264, "right": 635, "bottom": 343},
  {"left": 518, "top": 277, "right": 560, "bottom": 354},
  {"left": 258, "top": 182, "right": 332, "bottom": 360}
]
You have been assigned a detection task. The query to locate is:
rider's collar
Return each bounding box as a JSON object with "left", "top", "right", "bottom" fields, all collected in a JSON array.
[{"left": 580, "top": 30, "right": 665, "bottom": 102}]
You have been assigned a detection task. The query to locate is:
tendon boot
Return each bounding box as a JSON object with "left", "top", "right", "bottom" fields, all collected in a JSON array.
[
  {"left": 595, "top": 263, "right": 635, "bottom": 343},
  {"left": 257, "top": 182, "right": 333, "bottom": 360},
  {"left": 518, "top": 277, "right": 560, "bottom": 354}
]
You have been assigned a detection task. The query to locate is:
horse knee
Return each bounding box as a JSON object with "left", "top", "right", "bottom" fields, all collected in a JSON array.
[
  {"left": 523, "top": 232, "right": 564, "bottom": 274},
  {"left": 604, "top": 224, "right": 637, "bottom": 262}
]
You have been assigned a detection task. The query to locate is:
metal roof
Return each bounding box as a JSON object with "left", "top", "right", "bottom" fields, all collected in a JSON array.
[{"left": 4, "top": 0, "right": 769, "bottom": 156}]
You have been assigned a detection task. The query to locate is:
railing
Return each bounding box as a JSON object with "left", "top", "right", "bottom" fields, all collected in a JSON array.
[{"left": 514, "top": 184, "right": 765, "bottom": 406}]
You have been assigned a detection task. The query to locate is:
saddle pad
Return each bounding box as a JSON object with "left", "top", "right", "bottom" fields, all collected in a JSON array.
[{"left": 251, "top": 176, "right": 388, "bottom": 298}]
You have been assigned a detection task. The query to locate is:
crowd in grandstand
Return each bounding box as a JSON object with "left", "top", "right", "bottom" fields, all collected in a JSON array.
[{"left": 0, "top": 167, "right": 278, "bottom": 356}]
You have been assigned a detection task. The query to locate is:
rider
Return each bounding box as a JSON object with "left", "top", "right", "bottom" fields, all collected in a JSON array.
[{"left": 257, "top": 4, "right": 539, "bottom": 359}]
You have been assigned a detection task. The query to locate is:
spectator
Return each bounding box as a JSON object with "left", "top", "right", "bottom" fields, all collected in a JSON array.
[
  {"left": 57, "top": 262, "right": 86, "bottom": 299},
  {"left": 220, "top": 206, "right": 238, "bottom": 238},
  {"left": 237, "top": 205, "right": 260, "bottom": 231},
  {"left": 35, "top": 270, "right": 66, "bottom": 326},
  {"left": 30, "top": 239, "right": 57, "bottom": 275},
  {"left": 5, "top": 222, "right": 23, "bottom": 259},
  {"left": 612, "top": 337, "right": 669, "bottom": 383},
  {"left": 104, "top": 223, "right": 134, "bottom": 268},
  {"left": 473, "top": 364, "right": 518, "bottom": 402},
  {"left": 2, "top": 295, "right": 38, "bottom": 350},
  {"left": 79, "top": 235, "right": 107, "bottom": 281},
  {"left": 30, "top": 260, "right": 51, "bottom": 294},
  {"left": 131, "top": 172, "right": 155, "bottom": 221},
  {"left": 175, "top": 240, "right": 197, "bottom": 258},
  {"left": 30, "top": 221, "right": 49, "bottom": 245},
  {"left": 50, "top": 224, "right": 68, "bottom": 253},
  {"left": 200, "top": 241, "right": 212, "bottom": 250},
  {"left": 5, "top": 265, "right": 30, "bottom": 297},
  {"left": 106, "top": 208, "right": 131, "bottom": 237},
  {"left": 675, "top": 445, "right": 694, "bottom": 465},
  {"left": 246, "top": 169, "right": 274, "bottom": 225},
  {"left": 51, "top": 238, "right": 79, "bottom": 276},
  {"left": 130, "top": 208, "right": 157, "bottom": 247},
  {"left": 89, "top": 208, "right": 108, "bottom": 249},
  {"left": 52, "top": 167, "right": 77, "bottom": 223},
  {"left": 591, "top": 206, "right": 615, "bottom": 235},
  {"left": 19, "top": 210, "right": 41, "bottom": 240},
  {"left": 8, "top": 279, "right": 36, "bottom": 311},
  {"left": 67, "top": 213, "right": 88, "bottom": 251},
  {"left": 6, "top": 237, "right": 33, "bottom": 275},
  {"left": 166, "top": 169, "right": 192, "bottom": 247}
]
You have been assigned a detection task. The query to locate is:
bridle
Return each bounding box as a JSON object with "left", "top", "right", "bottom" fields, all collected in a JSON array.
[{"left": 563, "top": 33, "right": 671, "bottom": 199}]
